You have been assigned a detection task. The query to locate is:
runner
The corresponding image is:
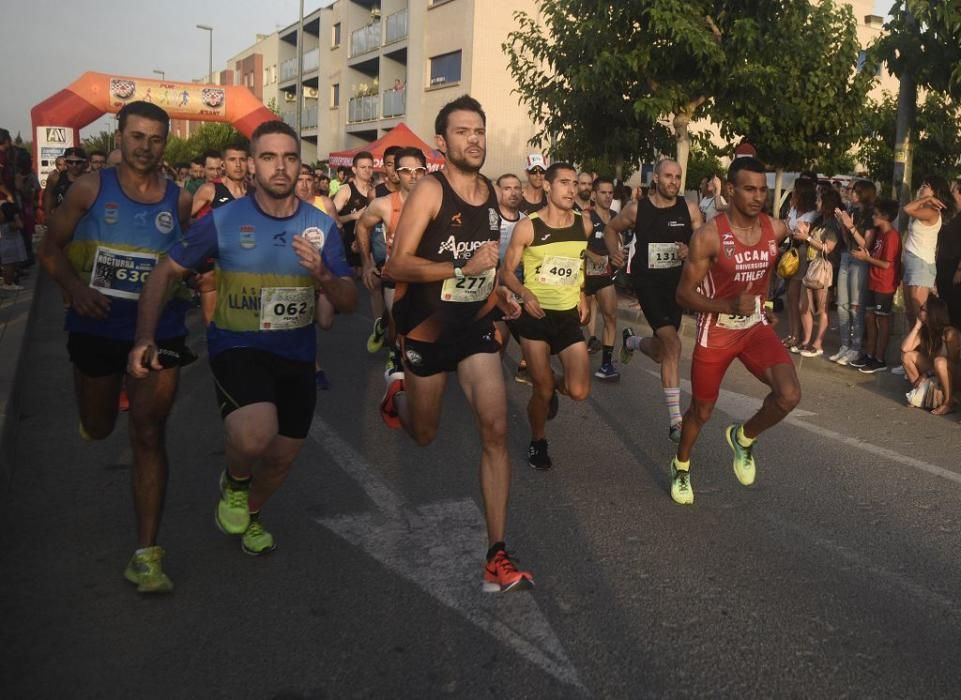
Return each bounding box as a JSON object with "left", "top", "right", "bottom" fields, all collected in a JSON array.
[
  {"left": 89, "top": 151, "right": 108, "bottom": 172},
  {"left": 583, "top": 176, "right": 620, "bottom": 380},
  {"left": 38, "top": 101, "right": 193, "bottom": 593},
  {"left": 492, "top": 172, "right": 530, "bottom": 384},
  {"left": 382, "top": 95, "right": 533, "bottom": 593},
  {"left": 129, "top": 120, "right": 357, "bottom": 556},
  {"left": 374, "top": 145, "right": 401, "bottom": 198},
  {"left": 332, "top": 150, "right": 375, "bottom": 270},
  {"left": 667, "top": 157, "right": 800, "bottom": 505},
  {"left": 502, "top": 161, "right": 592, "bottom": 471},
  {"left": 573, "top": 171, "right": 593, "bottom": 214},
  {"left": 43, "top": 146, "right": 87, "bottom": 215},
  {"left": 607, "top": 159, "right": 703, "bottom": 442},
  {"left": 518, "top": 155, "right": 547, "bottom": 215}
]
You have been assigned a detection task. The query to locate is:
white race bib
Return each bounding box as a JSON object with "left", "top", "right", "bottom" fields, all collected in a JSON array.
[
  {"left": 716, "top": 296, "right": 762, "bottom": 331},
  {"left": 585, "top": 254, "right": 609, "bottom": 276},
  {"left": 259, "top": 287, "right": 314, "bottom": 330},
  {"left": 440, "top": 269, "right": 496, "bottom": 303},
  {"left": 648, "top": 242, "right": 681, "bottom": 269},
  {"left": 536, "top": 255, "right": 581, "bottom": 286},
  {"left": 90, "top": 246, "right": 158, "bottom": 300}
]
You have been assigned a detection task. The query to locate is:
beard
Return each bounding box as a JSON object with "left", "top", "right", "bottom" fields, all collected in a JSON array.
[{"left": 258, "top": 178, "right": 296, "bottom": 199}]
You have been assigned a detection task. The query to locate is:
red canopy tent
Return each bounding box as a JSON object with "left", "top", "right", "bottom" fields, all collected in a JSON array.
[{"left": 328, "top": 122, "right": 445, "bottom": 171}]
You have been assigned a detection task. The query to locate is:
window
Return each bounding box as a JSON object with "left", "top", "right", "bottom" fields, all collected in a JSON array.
[
  {"left": 263, "top": 68, "right": 269, "bottom": 87},
  {"left": 331, "top": 83, "right": 340, "bottom": 107},
  {"left": 429, "top": 50, "right": 461, "bottom": 86},
  {"left": 332, "top": 22, "right": 341, "bottom": 48}
]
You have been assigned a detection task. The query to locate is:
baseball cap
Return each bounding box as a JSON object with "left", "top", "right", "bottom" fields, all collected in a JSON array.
[
  {"left": 525, "top": 154, "right": 546, "bottom": 172},
  {"left": 64, "top": 147, "right": 88, "bottom": 160}
]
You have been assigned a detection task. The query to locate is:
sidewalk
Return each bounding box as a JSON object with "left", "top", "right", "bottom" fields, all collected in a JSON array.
[{"left": 0, "top": 269, "right": 38, "bottom": 486}]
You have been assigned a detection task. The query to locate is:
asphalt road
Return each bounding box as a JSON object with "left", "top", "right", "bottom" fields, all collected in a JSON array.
[{"left": 3, "top": 275, "right": 961, "bottom": 699}]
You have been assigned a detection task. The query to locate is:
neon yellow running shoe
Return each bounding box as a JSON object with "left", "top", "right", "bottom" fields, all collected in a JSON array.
[
  {"left": 216, "top": 471, "right": 250, "bottom": 535},
  {"left": 725, "top": 423, "right": 756, "bottom": 486},
  {"left": 241, "top": 518, "right": 276, "bottom": 556},
  {"left": 670, "top": 458, "right": 694, "bottom": 505},
  {"left": 367, "top": 316, "right": 385, "bottom": 354},
  {"left": 123, "top": 546, "right": 173, "bottom": 594}
]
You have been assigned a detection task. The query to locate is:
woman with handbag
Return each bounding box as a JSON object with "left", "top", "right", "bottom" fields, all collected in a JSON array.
[
  {"left": 780, "top": 178, "right": 818, "bottom": 351},
  {"left": 901, "top": 296, "right": 960, "bottom": 416},
  {"left": 794, "top": 189, "right": 841, "bottom": 357},
  {"left": 831, "top": 180, "right": 877, "bottom": 365}
]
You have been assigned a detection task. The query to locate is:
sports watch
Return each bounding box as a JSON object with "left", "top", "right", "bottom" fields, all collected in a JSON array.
[{"left": 453, "top": 258, "right": 467, "bottom": 280}]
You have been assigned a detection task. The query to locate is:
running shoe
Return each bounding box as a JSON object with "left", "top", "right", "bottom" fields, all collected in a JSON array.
[
  {"left": 858, "top": 358, "right": 888, "bottom": 374},
  {"left": 891, "top": 365, "right": 905, "bottom": 375},
  {"left": 670, "top": 458, "right": 694, "bottom": 505},
  {"left": 482, "top": 547, "right": 534, "bottom": 593},
  {"left": 315, "top": 369, "right": 330, "bottom": 391},
  {"left": 828, "top": 345, "right": 849, "bottom": 362},
  {"left": 587, "top": 336, "right": 602, "bottom": 354},
  {"left": 366, "top": 316, "right": 385, "bottom": 354},
  {"left": 514, "top": 364, "right": 532, "bottom": 385},
  {"left": 0, "top": 283, "right": 25, "bottom": 292},
  {"left": 848, "top": 353, "right": 871, "bottom": 369},
  {"left": 547, "top": 389, "right": 559, "bottom": 420},
  {"left": 118, "top": 388, "right": 130, "bottom": 413},
  {"left": 789, "top": 343, "right": 801, "bottom": 354},
  {"left": 620, "top": 328, "right": 636, "bottom": 365},
  {"left": 123, "top": 546, "right": 173, "bottom": 594},
  {"left": 668, "top": 422, "right": 682, "bottom": 444},
  {"left": 594, "top": 362, "right": 620, "bottom": 381},
  {"left": 241, "top": 518, "right": 276, "bottom": 556},
  {"left": 528, "top": 439, "right": 552, "bottom": 470},
  {"left": 724, "top": 423, "right": 756, "bottom": 486},
  {"left": 841, "top": 348, "right": 861, "bottom": 365},
  {"left": 380, "top": 373, "right": 405, "bottom": 429},
  {"left": 79, "top": 421, "right": 94, "bottom": 441},
  {"left": 215, "top": 471, "right": 250, "bottom": 535},
  {"left": 800, "top": 345, "right": 823, "bottom": 358}
]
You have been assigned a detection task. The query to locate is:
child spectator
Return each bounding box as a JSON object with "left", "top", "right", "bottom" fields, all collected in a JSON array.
[
  {"left": 901, "top": 296, "right": 960, "bottom": 416},
  {"left": 850, "top": 198, "right": 901, "bottom": 373}
]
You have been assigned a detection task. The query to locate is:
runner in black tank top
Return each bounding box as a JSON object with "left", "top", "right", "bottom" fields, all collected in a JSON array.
[
  {"left": 605, "top": 159, "right": 703, "bottom": 444},
  {"left": 337, "top": 185, "right": 370, "bottom": 268},
  {"left": 583, "top": 177, "right": 620, "bottom": 379}
]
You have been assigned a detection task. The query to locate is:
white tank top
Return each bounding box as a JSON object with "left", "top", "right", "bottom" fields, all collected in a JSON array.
[{"left": 904, "top": 215, "right": 941, "bottom": 264}]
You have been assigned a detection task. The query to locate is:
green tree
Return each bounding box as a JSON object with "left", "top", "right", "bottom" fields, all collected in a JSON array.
[
  {"left": 713, "top": 0, "right": 872, "bottom": 208},
  {"left": 162, "top": 122, "right": 248, "bottom": 165},
  {"left": 82, "top": 130, "right": 115, "bottom": 155}
]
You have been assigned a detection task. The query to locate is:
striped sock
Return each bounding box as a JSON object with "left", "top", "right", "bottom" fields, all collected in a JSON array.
[{"left": 664, "top": 387, "right": 682, "bottom": 426}]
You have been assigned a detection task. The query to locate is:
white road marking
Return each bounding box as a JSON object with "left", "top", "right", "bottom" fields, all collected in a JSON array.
[{"left": 308, "top": 418, "right": 586, "bottom": 692}]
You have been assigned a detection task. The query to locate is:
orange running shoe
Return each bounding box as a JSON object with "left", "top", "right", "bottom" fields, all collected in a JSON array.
[
  {"left": 379, "top": 375, "right": 404, "bottom": 429},
  {"left": 483, "top": 546, "right": 534, "bottom": 593},
  {"left": 118, "top": 387, "right": 130, "bottom": 413}
]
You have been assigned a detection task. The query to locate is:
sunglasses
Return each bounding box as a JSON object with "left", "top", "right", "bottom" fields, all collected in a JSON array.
[
  {"left": 397, "top": 167, "right": 427, "bottom": 175},
  {"left": 66, "top": 159, "right": 87, "bottom": 165},
  {"left": 528, "top": 168, "right": 545, "bottom": 175}
]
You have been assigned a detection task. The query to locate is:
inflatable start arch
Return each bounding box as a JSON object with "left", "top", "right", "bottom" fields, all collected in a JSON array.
[{"left": 30, "top": 71, "right": 276, "bottom": 187}]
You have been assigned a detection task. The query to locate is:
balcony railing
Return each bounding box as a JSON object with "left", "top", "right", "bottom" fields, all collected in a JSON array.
[
  {"left": 303, "top": 106, "right": 318, "bottom": 129},
  {"left": 302, "top": 48, "right": 319, "bottom": 73},
  {"left": 385, "top": 9, "right": 408, "bottom": 44},
  {"left": 280, "top": 58, "right": 298, "bottom": 82},
  {"left": 350, "top": 22, "right": 381, "bottom": 58},
  {"left": 383, "top": 87, "right": 405, "bottom": 118},
  {"left": 281, "top": 111, "right": 295, "bottom": 127},
  {"left": 348, "top": 95, "right": 379, "bottom": 123}
]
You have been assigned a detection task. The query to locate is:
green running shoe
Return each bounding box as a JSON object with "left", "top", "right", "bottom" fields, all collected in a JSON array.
[
  {"left": 620, "top": 327, "right": 636, "bottom": 365},
  {"left": 123, "top": 546, "right": 173, "bottom": 594},
  {"left": 241, "top": 518, "right": 276, "bottom": 556},
  {"left": 725, "top": 423, "right": 756, "bottom": 486},
  {"left": 367, "top": 316, "right": 385, "bottom": 354},
  {"left": 670, "top": 459, "right": 694, "bottom": 505},
  {"left": 216, "top": 471, "right": 250, "bottom": 535}
]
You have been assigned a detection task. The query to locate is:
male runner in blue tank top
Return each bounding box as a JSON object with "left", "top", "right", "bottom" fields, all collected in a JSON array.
[
  {"left": 39, "top": 101, "right": 193, "bottom": 594},
  {"left": 130, "top": 121, "right": 356, "bottom": 558}
]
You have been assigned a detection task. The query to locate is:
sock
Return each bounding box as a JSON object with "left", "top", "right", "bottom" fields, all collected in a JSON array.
[
  {"left": 602, "top": 346, "right": 613, "bottom": 364},
  {"left": 226, "top": 471, "right": 251, "bottom": 488},
  {"left": 627, "top": 335, "right": 641, "bottom": 351},
  {"left": 486, "top": 541, "right": 506, "bottom": 561},
  {"left": 673, "top": 457, "right": 690, "bottom": 471},
  {"left": 248, "top": 508, "right": 261, "bottom": 520},
  {"left": 736, "top": 424, "right": 756, "bottom": 447},
  {"left": 663, "top": 387, "right": 682, "bottom": 426}
]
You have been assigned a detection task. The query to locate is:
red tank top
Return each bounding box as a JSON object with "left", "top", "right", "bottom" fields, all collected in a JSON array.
[{"left": 696, "top": 212, "right": 779, "bottom": 349}]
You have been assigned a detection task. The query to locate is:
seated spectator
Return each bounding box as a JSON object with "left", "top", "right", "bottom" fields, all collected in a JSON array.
[{"left": 901, "top": 296, "right": 960, "bottom": 416}]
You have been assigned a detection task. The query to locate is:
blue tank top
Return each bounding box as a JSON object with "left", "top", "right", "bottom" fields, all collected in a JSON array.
[{"left": 65, "top": 169, "right": 188, "bottom": 340}]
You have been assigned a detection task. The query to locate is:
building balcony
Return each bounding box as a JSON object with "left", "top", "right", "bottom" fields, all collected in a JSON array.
[
  {"left": 348, "top": 94, "right": 379, "bottom": 123},
  {"left": 303, "top": 106, "right": 318, "bottom": 129},
  {"left": 350, "top": 22, "right": 381, "bottom": 58},
  {"left": 383, "top": 87, "right": 405, "bottom": 118},
  {"left": 303, "top": 48, "right": 320, "bottom": 73},
  {"left": 385, "top": 8, "right": 408, "bottom": 45},
  {"left": 280, "top": 58, "right": 298, "bottom": 82},
  {"left": 281, "top": 111, "right": 296, "bottom": 127}
]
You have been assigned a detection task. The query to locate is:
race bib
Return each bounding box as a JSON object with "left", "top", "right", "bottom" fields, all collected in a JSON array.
[
  {"left": 648, "top": 242, "right": 681, "bottom": 269},
  {"left": 716, "top": 296, "right": 762, "bottom": 331},
  {"left": 536, "top": 255, "right": 581, "bottom": 286},
  {"left": 585, "top": 254, "right": 609, "bottom": 276},
  {"left": 440, "top": 269, "right": 496, "bottom": 303},
  {"left": 259, "top": 287, "right": 314, "bottom": 330},
  {"left": 90, "top": 246, "right": 158, "bottom": 300}
]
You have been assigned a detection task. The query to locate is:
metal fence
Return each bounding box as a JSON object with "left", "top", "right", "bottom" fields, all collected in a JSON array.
[
  {"left": 383, "top": 88, "right": 406, "bottom": 118},
  {"left": 385, "top": 9, "right": 408, "bottom": 44},
  {"left": 348, "top": 95, "right": 379, "bottom": 123}
]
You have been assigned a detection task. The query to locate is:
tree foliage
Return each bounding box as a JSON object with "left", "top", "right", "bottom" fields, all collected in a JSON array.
[
  {"left": 857, "top": 92, "right": 961, "bottom": 188},
  {"left": 82, "top": 130, "right": 115, "bottom": 155},
  {"left": 162, "top": 123, "right": 248, "bottom": 166}
]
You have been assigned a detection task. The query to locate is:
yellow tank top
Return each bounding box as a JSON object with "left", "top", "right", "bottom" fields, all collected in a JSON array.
[{"left": 522, "top": 212, "right": 586, "bottom": 311}]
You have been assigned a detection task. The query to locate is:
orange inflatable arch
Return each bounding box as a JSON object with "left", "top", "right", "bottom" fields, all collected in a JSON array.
[{"left": 30, "top": 71, "right": 276, "bottom": 185}]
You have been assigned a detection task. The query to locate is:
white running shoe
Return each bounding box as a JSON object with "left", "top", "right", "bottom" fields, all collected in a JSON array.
[
  {"left": 891, "top": 365, "right": 905, "bottom": 375},
  {"left": 829, "top": 345, "right": 849, "bottom": 363},
  {"left": 837, "top": 348, "right": 860, "bottom": 366}
]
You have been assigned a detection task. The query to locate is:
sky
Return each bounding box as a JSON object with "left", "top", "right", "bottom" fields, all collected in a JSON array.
[
  {"left": 0, "top": 0, "right": 331, "bottom": 141},
  {"left": 2, "top": 0, "right": 892, "bottom": 144}
]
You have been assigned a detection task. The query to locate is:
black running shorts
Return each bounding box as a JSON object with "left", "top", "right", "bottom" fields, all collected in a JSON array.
[
  {"left": 210, "top": 348, "right": 316, "bottom": 439},
  {"left": 68, "top": 333, "right": 188, "bottom": 378},
  {"left": 634, "top": 284, "right": 682, "bottom": 331},
  {"left": 864, "top": 289, "right": 894, "bottom": 316},
  {"left": 513, "top": 307, "right": 585, "bottom": 355},
  {"left": 584, "top": 274, "right": 615, "bottom": 297},
  {"left": 401, "top": 322, "right": 501, "bottom": 377}
]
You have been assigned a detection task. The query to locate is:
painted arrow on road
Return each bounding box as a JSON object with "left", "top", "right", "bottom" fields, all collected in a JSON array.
[{"left": 308, "top": 418, "right": 585, "bottom": 693}]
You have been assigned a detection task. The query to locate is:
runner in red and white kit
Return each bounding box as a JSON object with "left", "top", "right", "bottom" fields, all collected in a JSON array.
[{"left": 670, "top": 157, "right": 801, "bottom": 505}]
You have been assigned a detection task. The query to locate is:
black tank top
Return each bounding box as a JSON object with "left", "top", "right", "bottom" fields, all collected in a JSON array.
[
  {"left": 588, "top": 209, "right": 611, "bottom": 254},
  {"left": 338, "top": 183, "right": 372, "bottom": 235},
  {"left": 212, "top": 181, "right": 236, "bottom": 208},
  {"left": 629, "top": 197, "right": 693, "bottom": 287},
  {"left": 518, "top": 191, "right": 547, "bottom": 215},
  {"left": 52, "top": 173, "right": 74, "bottom": 208},
  {"left": 392, "top": 171, "right": 501, "bottom": 342}
]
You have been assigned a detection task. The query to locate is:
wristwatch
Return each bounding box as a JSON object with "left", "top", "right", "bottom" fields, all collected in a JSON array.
[{"left": 453, "top": 258, "right": 467, "bottom": 280}]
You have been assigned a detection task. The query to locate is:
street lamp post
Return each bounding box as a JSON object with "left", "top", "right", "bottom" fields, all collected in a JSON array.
[
  {"left": 196, "top": 24, "right": 213, "bottom": 83},
  {"left": 152, "top": 69, "right": 165, "bottom": 81}
]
